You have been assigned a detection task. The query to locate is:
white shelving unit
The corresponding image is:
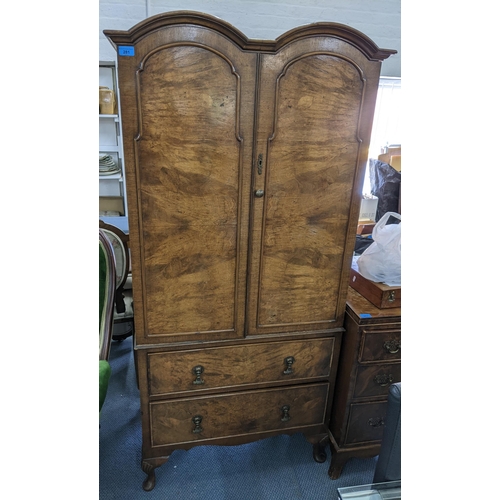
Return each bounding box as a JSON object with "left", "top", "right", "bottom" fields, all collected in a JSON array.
[{"left": 99, "top": 61, "right": 128, "bottom": 233}]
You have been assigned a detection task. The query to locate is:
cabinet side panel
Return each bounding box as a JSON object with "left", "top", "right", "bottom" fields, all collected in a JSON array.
[{"left": 136, "top": 45, "right": 243, "bottom": 337}]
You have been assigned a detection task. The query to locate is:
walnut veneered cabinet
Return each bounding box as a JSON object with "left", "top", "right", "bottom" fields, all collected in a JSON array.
[{"left": 104, "top": 11, "right": 395, "bottom": 491}]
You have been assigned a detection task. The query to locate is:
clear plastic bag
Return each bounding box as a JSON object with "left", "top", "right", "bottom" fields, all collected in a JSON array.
[{"left": 357, "top": 211, "right": 401, "bottom": 286}]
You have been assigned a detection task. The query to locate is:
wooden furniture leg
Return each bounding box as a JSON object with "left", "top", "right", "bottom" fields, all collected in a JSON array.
[
  {"left": 141, "top": 456, "right": 170, "bottom": 492},
  {"left": 328, "top": 438, "right": 379, "bottom": 479},
  {"left": 306, "top": 433, "right": 329, "bottom": 463}
]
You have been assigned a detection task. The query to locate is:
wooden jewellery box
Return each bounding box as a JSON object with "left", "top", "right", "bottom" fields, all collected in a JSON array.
[{"left": 349, "top": 265, "right": 401, "bottom": 309}]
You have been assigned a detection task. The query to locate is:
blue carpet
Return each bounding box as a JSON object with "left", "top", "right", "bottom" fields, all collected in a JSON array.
[{"left": 99, "top": 337, "right": 377, "bottom": 499}]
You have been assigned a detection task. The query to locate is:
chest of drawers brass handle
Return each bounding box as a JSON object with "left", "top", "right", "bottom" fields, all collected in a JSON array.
[
  {"left": 374, "top": 373, "right": 394, "bottom": 387},
  {"left": 368, "top": 417, "right": 385, "bottom": 428},
  {"left": 383, "top": 340, "right": 401, "bottom": 354}
]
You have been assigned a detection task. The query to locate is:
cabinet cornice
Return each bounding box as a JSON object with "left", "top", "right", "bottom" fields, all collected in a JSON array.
[{"left": 104, "top": 10, "right": 396, "bottom": 61}]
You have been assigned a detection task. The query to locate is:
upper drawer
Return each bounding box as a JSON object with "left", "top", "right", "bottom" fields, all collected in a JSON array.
[
  {"left": 358, "top": 328, "right": 401, "bottom": 363},
  {"left": 148, "top": 338, "right": 335, "bottom": 396}
]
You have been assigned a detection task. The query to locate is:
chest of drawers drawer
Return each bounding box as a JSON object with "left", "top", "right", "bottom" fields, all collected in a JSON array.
[
  {"left": 344, "top": 401, "right": 388, "bottom": 445},
  {"left": 358, "top": 329, "right": 401, "bottom": 363},
  {"left": 353, "top": 363, "right": 401, "bottom": 399},
  {"left": 147, "top": 338, "right": 335, "bottom": 397},
  {"left": 150, "top": 383, "right": 329, "bottom": 447}
]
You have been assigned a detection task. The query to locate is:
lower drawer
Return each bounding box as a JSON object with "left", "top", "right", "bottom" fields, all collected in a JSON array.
[
  {"left": 150, "top": 383, "right": 329, "bottom": 447},
  {"left": 344, "top": 401, "right": 388, "bottom": 445}
]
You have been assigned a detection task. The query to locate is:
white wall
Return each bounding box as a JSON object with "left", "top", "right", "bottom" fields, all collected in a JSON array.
[{"left": 99, "top": 0, "right": 401, "bottom": 77}]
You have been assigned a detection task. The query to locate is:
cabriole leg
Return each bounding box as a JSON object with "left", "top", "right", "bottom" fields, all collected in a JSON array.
[{"left": 141, "top": 456, "right": 169, "bottom": 492}]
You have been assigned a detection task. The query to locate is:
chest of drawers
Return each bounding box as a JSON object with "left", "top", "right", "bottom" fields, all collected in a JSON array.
[
  {"left": 136, "top": 335, "right": 341, "bottom": 489},
  {"left": 328, "top": 287, "right": 401, "bottom": 479}
]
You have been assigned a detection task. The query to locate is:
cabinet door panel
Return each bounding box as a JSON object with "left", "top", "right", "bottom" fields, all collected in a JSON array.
[
  {"left": 120, "top": 32, "right": 256, "bottom": 344},
  {"left": 247, "top": 39, "right": 380, "bottom": 335}
]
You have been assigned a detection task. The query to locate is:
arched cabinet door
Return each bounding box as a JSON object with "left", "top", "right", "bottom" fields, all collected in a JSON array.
[
  {"left": 246, "top": 27, "right": 392, "bottom": 336},
  {"left": 107, "top": 15, "right": 258, "bottom": 345}
]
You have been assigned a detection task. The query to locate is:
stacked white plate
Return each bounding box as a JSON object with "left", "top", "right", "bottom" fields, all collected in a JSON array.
[{"left": 99, "top": 154, "right": 120, "bottom": 175}]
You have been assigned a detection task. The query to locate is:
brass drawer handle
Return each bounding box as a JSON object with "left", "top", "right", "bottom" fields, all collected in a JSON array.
[
  {"left": 281, "top": 405, "right": 291, "bottom": 422},
  {"left": 368, "top": 417, "right": 385, "bottom": 428},
  {"left": 374, "top": 374, "right": 394, "bottom": 387},
  {"left": 383, "top": 340, "right": 401, "bottom": 354},
  {"left": 254, "top": 189, "right": 264, "bottom": 198},
  {"left": 192, "top": 415, "right": 203, "bottom": 433},
  {"left": 192, "top": 365, "right": 205, "bottom": 385},
  {"left": 283, "top": 356, "right": 295, "bottom": 375}
]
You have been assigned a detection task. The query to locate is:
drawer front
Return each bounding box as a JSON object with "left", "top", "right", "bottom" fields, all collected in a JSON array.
[
  {"left": 359, "top": 329, "right": 401, "bottom": 363},
  {"left": 344, "top": 401, "right": 388, "bottom": 445},
  {"left": 353, "top": 363, "right": 401, "bottom": 399},
  {"left": 148, "top": 338, "right": 335, "bottom": 396},
  {"left": 150, "top": 383, "right": 329, "bottom": 447}
]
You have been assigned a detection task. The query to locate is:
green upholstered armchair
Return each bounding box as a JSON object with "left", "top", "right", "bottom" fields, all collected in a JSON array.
[{"left": 99, "top": 228, "right": 116, "bottom": 413}]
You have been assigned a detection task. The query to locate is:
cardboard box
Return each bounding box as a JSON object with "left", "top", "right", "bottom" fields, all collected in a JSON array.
[
  {"left": 99, "top": 196, "right": 124, "bottom": 216},
  {"left": 359, "top": 197, "right": 378, "bottom": 221}
]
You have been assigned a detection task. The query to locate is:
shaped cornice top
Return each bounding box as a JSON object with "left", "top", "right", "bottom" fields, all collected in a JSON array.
[{"left": 103, "top": 10, "right": 397, "bottom": 61}]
